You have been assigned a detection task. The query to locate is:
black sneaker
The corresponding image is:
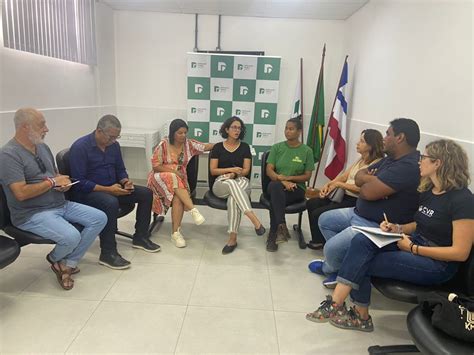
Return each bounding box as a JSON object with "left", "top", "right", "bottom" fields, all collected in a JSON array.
[
  {"left": 99, "top": 252, "right": 131, "bottom": 270},
  {"left": 266, "top": 231, "right": 278, "bottom": 252},
  {"left": 133, "top": 238, "right": 161, "bottom": 253}
]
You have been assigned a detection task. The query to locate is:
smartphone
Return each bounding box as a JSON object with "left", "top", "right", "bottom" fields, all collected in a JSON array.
[{"left": 64, "top": 180, "right": 80, "bottom": 187}]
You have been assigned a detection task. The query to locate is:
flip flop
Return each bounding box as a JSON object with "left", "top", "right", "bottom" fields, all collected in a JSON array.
[{"left": 46, "top": 253, "right": 80, "bottom": 274}]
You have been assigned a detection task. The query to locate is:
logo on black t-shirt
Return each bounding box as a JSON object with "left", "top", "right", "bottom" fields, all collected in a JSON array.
[{"left": 418, "top": 205, "right": 434, "bottom": 218}]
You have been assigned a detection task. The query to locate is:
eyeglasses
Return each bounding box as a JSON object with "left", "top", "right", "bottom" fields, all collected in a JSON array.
[
  {"left": 229, "top": 126, "right": 242, "bottom": 131},
  {"left": 34, "top": 155, "right": 46, "bottom": 173},
  {"left": 419, "top": 154, "right": 436, "bottom": 161},
  {"left": 101, "top": 130, "right": 121, "bottom": 141}
]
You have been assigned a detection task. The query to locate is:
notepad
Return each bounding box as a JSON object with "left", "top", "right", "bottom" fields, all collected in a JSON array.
[{"left": 352, "top": 226, "right": 402, "bottom": 248}]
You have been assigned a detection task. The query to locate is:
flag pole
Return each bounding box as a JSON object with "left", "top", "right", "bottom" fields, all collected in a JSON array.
[
  {"left": 312, "top": 54, "right": 348, "bottom": 188},
  {"left": 300, "top": 57, "right": 304, "bottom": 142}
]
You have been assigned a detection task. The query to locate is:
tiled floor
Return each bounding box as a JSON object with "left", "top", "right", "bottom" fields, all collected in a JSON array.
[{"left": 0, "top": 205, "right": 413, "bottom": 354}]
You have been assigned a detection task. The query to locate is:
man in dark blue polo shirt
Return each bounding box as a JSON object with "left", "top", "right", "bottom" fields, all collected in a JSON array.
[
  {"left": 309, "top": 118, "right": 421, "bottom": 287},
  {"left": 70, "top": 115, "right": 160, "bottom": 269}
]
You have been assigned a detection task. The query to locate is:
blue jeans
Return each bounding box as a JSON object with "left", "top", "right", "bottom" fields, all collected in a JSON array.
[
  {"left": 18, "top": 201, "right": 107, "bottom": 268},
  {"left": 318, "top": 207, "right": 379, "bottom": 275},
  {"left": 337, "top": 233, "right": 458, "bottom": 307}
]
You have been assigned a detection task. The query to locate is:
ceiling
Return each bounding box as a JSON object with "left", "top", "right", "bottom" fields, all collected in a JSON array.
[{"left": 100, "top": 0, "right": 369, "bottom": 20}]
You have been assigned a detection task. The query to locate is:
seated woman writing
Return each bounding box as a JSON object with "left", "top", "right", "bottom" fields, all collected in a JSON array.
[
  {"left": 147, "top": 119, "right": 213, "bottom": 248},
  {"left": 306, "top": 129, "right": 384, "bottom": 250},
  {"left": 210, "top": 116, "right": 266, "bottom": 255},
  {"left": 305, "top": 139, "right": 474, "bottom": 332},
  {"left": 265, "top": 118, "right": 314, "bottom": 252}
]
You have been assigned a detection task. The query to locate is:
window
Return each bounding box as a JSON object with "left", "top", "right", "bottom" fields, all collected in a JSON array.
[{"left": 2, "top": 0, "right": 96, "bottom": 65}]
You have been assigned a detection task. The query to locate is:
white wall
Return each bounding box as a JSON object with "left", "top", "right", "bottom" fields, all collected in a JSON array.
[
  {"left": 113, "top": 11, "right": 346, "bottom": 178},
  {"left": 339, "top": 0, "right": 473, "bottom": 189},
  {"left": 0, "top": 1, "right": 116, "bottom": 155}
]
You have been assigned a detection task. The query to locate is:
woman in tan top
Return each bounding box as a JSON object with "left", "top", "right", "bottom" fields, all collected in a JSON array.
[{"left": 306, "top": 129, "right": 384, "bottom": 249}]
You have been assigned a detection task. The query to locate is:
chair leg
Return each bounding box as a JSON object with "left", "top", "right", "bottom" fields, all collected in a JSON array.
[
  {"left": 292, "top": 212, "right": 306, "bottom": 249},
  {"left": 368, "top": 344, "right": 419, "bottom": 354},
  {"left": 148, "top": 214, "right": 165, "bottom": 234},
  {"left": 115, "top": 230, "right": 134, "bottom": 239}
]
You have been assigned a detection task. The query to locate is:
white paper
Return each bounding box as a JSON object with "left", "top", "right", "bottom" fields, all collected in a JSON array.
[{"left": 352, "top": 226, "right": 402, "bottom": 248}]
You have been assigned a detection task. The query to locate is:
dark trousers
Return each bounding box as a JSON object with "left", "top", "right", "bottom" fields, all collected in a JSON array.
[
  {"left": 306, "top": 194, "right": 357, "bottom": 244},
  {"left": 75, "top": 185, "right": 153, "bottom": 254},
  {"left": 267, "top": 181, "right": 305, "bottom": 232}
]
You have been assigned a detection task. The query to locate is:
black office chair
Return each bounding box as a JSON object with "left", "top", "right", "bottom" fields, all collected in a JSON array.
[
  {"left": 56, "top": 148, "right": 135, "bottom": 239},
  {"left": 149, "top": 154, "right": 200, "bottom": 233},
  {"left": 203, "top": 153, "right": 252, "bottom": 210},
  {"left": 368, "top": 249, "right": 474, "bottom": 354},
  {"left": 0, "top": 184, "right": 55, "bottom": 246},
  {"left": 0, "top": 235, "right": 20, "bottom": 269},
  {"left": 259, "top": 151, "right": 307, "bottom": 249}
]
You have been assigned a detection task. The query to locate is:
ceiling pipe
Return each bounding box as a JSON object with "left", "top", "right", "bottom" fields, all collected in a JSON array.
[
  {"left": 193, "top": 13, "right": 198, "bottom": 52},
  {"left": 216, "top": 14, "right": 221, "bottom": 51}
]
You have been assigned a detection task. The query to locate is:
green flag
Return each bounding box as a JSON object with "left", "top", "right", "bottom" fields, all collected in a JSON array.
[{"left": 307, "top": 49, "right": 325, "bottom": 162}]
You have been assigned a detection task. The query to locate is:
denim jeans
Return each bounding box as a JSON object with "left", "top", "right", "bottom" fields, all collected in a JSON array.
[
  {"left": 318, "top": 207, "right": 380, "bottom": 275},
  {"left": 337, "top": 233, "right": 459, "bottom": 307},
  {"left": 18, "top": 201, "right": 107, "bottom": 268},
  {"left": 75, "top": 185, "right": 153, "bottom": 254}
]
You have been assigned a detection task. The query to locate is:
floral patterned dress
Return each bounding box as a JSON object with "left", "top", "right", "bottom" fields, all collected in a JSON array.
[{"left": 147, "top": 138, "right": 205, "bottom": 215}]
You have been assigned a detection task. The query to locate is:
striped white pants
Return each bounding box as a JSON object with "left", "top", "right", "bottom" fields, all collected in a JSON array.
[{"left": 212, "top": 176, "right": 252, "bottom": 234}]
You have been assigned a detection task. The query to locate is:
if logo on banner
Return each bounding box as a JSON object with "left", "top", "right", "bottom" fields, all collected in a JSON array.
[
  {"left": 253, "top": 172, "right": 260, "bottom": 179},
  {"left": 235, "top": 109, "right": 241, "bottom": 115},
  {"left": 191, "top": 107, "right": 197, "bottom": 113},
  {"left": 217, "top": 62, "right": 226, "bottom": 71},
  {"left": 240, "top": 86, "right": 249, "bottom": 95},
  {"left": 257, "top": 132, "right": 262, "bottom": 138},
  {"left": 259, "top": 88, "right": 265, "bottom": 94},
  {"left": 217, "top": 107, "right": 225, "bottom": 116},
  {"left": 194, "top": 84, "right": 203, "bottom": 94},
  {"left": 261, "top": 109, "right": 270, "bottom": 119},
  {"left": 237, "top": 64, "right": 243, "bottom": 70},
  {"left": 212, "top": 129, "right": 219, "bottom": 136},
  {"left": 191, "top": 62, "right": 197, "bottom": 68},
  {"left": 258, "top": 152, "right": 264, "bottom": 160},
  {"left": 194, "top": 128, "right": 203, "bottom": 137},
  {"left": 264, "top": 64, "right": 273, "bottom": 73},
  {"left": 214, "top": 86, "right": 220, "bottom": 92}
]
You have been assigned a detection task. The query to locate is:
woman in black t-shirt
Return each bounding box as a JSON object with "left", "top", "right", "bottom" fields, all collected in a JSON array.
[
  {"left": 305, "top": 139, "right": 474, "bottom": 332},
  {"left": 210, "top": 116, "right": 266, "bottom": 255}
]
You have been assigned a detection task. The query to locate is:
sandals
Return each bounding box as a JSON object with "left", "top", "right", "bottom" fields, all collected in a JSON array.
[
  {"left": 46, "top": 253, "right": 80, "bottom": 274},
  {"left": 50, "top": 263, "right": 74, "bottom": 290}
]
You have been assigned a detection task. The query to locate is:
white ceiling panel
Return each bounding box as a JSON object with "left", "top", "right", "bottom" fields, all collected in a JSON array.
[{"left": 101, "top": 0, "right": 369, "bottom": 20}]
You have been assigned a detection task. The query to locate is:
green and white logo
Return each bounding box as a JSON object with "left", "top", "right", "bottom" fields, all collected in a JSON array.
[
  {"left": 211, "top": 55, "right": 234, "bottom": 78},
  {"left": 254, "top": 103, "right": 277, "bottom": 125},
  {"left": 188, "top": 122, "right": 209, "bottom": 142},
  {"left": 257, "top": 57, "right": 281, "bottom": 80},
  {"left": 256, "top": 80, "right": 279, "bottom": 103},
  {"left": 232, "top": 102, "right": 255, "bottom": 124},
  {"left": 187, "top": 77, "right": 210, "bottom": 100},
  {"left": 233, "top": 79, "right": 255, "bottom": 102},
  {"left": 253, "top": 124, "right": 274, "bottom": 145},
  {"left": 210, "top": 101, "right": 232, "bottom": 122}
]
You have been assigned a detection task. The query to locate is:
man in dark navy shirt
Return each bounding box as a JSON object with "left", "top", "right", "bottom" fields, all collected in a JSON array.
[
  {"left": 70, "top": 115, "right": 160, "bottom": 269},
  {"left": 309, "top": 118, "right": 421, "bottom": 287}
]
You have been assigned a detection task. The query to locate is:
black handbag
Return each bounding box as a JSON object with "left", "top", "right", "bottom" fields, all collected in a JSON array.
[{"left": 421, "top": 292, "right": 474, "bottom": 343}]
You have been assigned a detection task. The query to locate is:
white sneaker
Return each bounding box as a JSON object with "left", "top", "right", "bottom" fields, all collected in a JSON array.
[
  {"left": 171, "top": 228, "right": 186, "bottom": 248},
  {"left": 190, "top": 208, "right": 205, "bottom": 225}
]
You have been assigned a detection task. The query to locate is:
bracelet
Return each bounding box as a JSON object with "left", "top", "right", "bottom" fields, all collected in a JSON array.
[
  {"left": 415, "top": 245, "right": 419, "bottom": 255},
  {"left": 409, "top": 242, "right": 415, "bottom": 254}
]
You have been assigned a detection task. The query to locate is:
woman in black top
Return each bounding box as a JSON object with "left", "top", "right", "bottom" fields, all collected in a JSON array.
[
  {"left": 210, "top": 116, "right": 266, "bottom": 254},
  {"left": 305, "top": 139, "right": 474, "bottom": 332}
]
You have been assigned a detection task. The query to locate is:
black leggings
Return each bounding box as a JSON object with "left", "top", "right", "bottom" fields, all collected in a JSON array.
[
  {"left": 267, "top": 181, "right": 305, "bottom": 232},
  {"left": 306, "top": 194, "right": 357, "bottom": 244}
]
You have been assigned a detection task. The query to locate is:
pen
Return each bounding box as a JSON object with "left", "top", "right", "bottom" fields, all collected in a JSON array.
[{"left": 383, "top": 212, "right": 389, "bottom": 224}]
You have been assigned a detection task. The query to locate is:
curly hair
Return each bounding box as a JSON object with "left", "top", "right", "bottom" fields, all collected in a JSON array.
[
  {"left": 219, "top": 116, "right": 246, "bottom": 140},
  {"left": 418, "top": 139, "right": 470, "bottom": 192}
]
